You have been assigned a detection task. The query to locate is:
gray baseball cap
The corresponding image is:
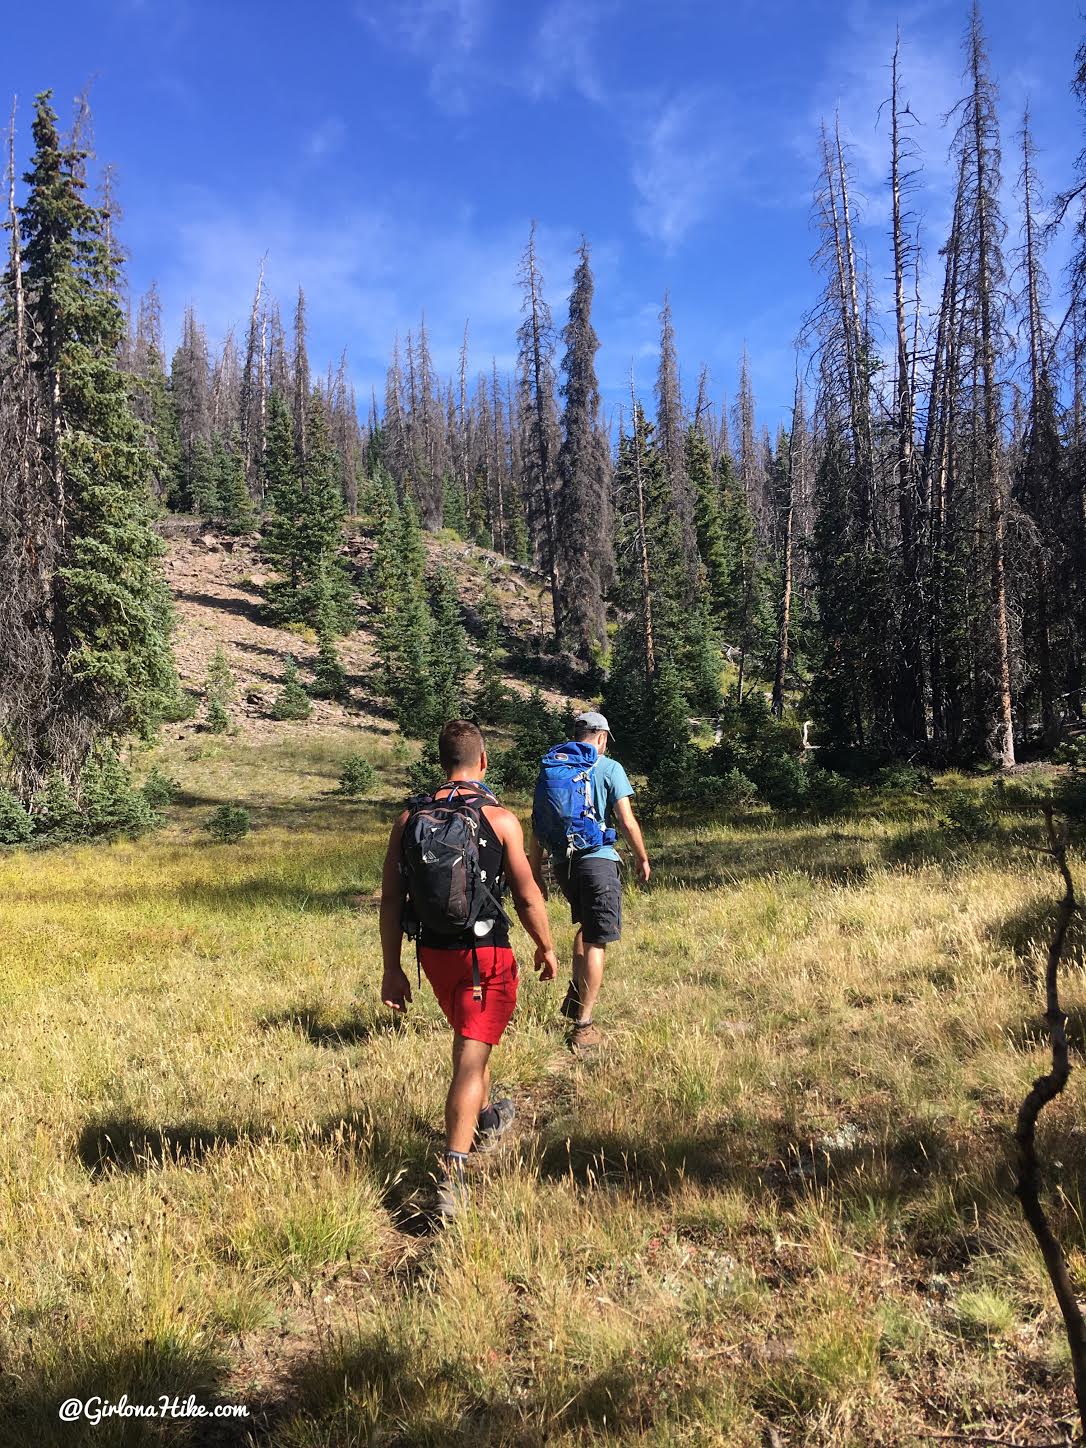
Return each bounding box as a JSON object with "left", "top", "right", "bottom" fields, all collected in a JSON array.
[{"left": 575, "top": 710, "right": 613, "bottom": 736}]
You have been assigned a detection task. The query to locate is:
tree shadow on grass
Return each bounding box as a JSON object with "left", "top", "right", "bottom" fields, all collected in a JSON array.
[
  {"left": 86, "top": 873, "right": 380, "bottom": 916},
  {"left": 989, "top": 892, "right": 1086, "bottom": 976},
  {"left": 250, "top": 1325, "right": 709, "bottom": 1445},
  {"left": 0, "top": 1337, "right": 243, "bottom": 1448},
  {"left": 1006, "top": 1002, "right": 1086, "bottom": 1056},
  {"left": 259, "top": 1007, "right": 404, "bottom": 1048},
  {"left": 310, "top": 1108, "right": 446, "bottom": 1239},
  {"left": 170, "top": 788, "right": 389, "bottom": 837},
  {"left": 530, "top": 1113, "right": 1007, "bottom": 1262},
  {"left": 76, "top": 1115, "right": 262, "bottom": 1179},
  {"left": 652, "top": 831, "right": 877, "bottom": 890}
]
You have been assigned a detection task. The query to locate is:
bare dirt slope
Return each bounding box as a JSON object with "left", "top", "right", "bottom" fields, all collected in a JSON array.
[{"left": 161, "top": 523, "right": 569, "bottom": 746}]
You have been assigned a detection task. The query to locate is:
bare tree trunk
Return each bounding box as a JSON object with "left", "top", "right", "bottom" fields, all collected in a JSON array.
[
  {"left": 890, "top": 41, "right": 926, "bottom": 743},
  {"left": 525, "top": 236, "right": 562, "bottom": 638},
  {"left": 7, "top": 100, "right": 25, "bottom": 365},
  {"left": 970, "top": 21, "right": 1015, "bottom": 767},
  {"left": 1021, "top": 111, "right": 1057, "bottom": 747},
  {"left": 772, "top": 377, "right": 801, "bottom": 718},
  {"left": 835, "top": 115, "right": 877, "bottom": 540},
  {"left": 492, "top": 360, "right": 506, "bottom": 554},
  {"left": 630, "top": 375, "right": 655, "bottom": 678},
  {"left": 1014, "top": 808, "right": 1086, "bottom": 1436},
  {"left": 458, "top": 322, "right": 470, "bottom": 526}
]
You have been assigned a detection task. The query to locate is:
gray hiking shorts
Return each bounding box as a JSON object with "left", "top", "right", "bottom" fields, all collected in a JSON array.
[{"left": 553, "top": 855, "right": 622, "bottom": 947}]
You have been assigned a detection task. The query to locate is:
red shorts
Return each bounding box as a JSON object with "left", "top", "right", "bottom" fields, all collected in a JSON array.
[{"left": 418, "top": 944, "right": 519, "bottom": 1045}]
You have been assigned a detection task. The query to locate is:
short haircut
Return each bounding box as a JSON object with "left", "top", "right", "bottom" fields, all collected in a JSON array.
[
  {"left": 573, "top": 720, "right": 603, "bottom": 742},
  {"left": 438, "top": 719, "right": 485, "bottom": 771}
]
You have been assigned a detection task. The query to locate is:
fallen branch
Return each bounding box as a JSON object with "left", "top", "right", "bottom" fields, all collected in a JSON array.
[{"left": 1014, "top": 805, "right": 1086, "bottom": 1440}]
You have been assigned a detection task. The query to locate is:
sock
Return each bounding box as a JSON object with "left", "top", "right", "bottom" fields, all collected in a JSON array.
[
  {"left": 445, "top": 1150, "right": 468, "bottom": 1182},
  {"left": 477, "top": 1104, "right": 499, "bottom": 1133}
]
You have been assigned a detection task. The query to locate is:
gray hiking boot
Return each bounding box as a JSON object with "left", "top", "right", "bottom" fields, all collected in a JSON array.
[
  {"left": 434, "top": 1172, "right": 470, "bottom": 1222},
  {"left": 475, "top": 1097, "right": 515, "bottom": 1153}
]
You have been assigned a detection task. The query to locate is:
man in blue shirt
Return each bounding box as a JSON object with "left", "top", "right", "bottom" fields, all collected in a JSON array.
[{"left": 528, "top": 711, "right": 651, "bottom": 1051}]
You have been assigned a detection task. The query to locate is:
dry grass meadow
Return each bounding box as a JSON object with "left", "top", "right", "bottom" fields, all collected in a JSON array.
[{"left": 1, "top": 725, "right": 1084, "bottom": 1445}]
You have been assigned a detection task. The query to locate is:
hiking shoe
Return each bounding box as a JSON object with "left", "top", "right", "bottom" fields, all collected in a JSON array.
[
  {"left": 570, "top": 1020, "right": 602, "bottom": 1053},
  {"left": 559, "top": 980, "right": 582, "bottom": 1020},
  {"left": 434, "top": 1174, "right": 470, "bottom": 1222},
  {"left": 475, "top": 1098, "right": 515, "bottom": 1153}
]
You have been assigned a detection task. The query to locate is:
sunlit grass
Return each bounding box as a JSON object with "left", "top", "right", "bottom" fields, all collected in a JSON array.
[{"left": 0, "top": 727, "right": 1081, "bottom": 1443}]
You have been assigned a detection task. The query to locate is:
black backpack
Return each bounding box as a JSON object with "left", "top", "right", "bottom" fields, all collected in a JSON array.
[{"left": 400, "top": 782, "right": 509, "bottom": 997}]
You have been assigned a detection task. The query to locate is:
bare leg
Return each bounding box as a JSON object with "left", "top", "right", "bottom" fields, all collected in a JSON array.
[
  {"left": 571, "top": 928, "right": 586, "bottom": 995},
  {"left": 576, "top": 944, "right": 606, "bottom": 1024},
  {"left": 446, "top": 1034, "right": 493, "bottom": 1155}
]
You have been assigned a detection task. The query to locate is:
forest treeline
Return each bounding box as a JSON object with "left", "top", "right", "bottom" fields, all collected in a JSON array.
[{"left": 3, "top": 7, "right": 1086, "bottom": 813}]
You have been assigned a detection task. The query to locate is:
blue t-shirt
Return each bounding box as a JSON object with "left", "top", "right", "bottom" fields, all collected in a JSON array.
[{"left": 582, "top": 755, "right": 635, "bottom": 862}]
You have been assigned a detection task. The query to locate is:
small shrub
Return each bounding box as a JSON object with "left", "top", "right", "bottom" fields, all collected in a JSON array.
[
  {"left": 162, "top": 689, "right": 198, "bottom": 724},
  {"left": 391, "top": 735, "right": 412, "bottom": 763},
  {"left": 206, "top": 804, "right": 252, "bottom": 843},
  {"left": 407, "top": 743, "right": 444, "bottom": 796},
  {"left": 0, "top": 788, "right": 33, "bottom": 846},
  {"left": 1058, "top": 771, "right": 1086, "bottom": 821},
  {"left": 204, "top": 645, "right": 234, "bottom": 733},
  {"left": 935, "top": 790, "right": 995, "bottom": 843},
  {"left": 872, "top": 763, "right": 933, "bottom": 795},
  {"left": 80, "top": 750, "right": 159, "bottom": 838},
  {"left": 34, "top": 773, "right": 81, "bottom": 842},
  {"left": 756, "top": 752, "right": 809, "bottom": 808},
  {"left": 490, "top": 746, "right": 537, "bottom": 795},
  {"left": 695, "top": 769, "right": 758, "bottom": 810},
  {"left": 141, "top": 766, "right": 181, "bottom": 808},
  {"left": 805, "top": 768, "right": 855, "bottom": 816},
  {"left": 205, "top": 697, "right": 230, "bottom": 735},
  {"left": 337, "top": 756, "right": 375, "bottom": 797},
  {"left": 270, "top": 657, "right": 313, "bottom": 721},
  {"left": 311, "top": 630, "right": 349, "bottom": 703}
]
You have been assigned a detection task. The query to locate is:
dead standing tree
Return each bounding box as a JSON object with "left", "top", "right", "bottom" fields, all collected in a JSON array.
[{"left": 1016, "top": 805, "right": 1086, "bottom": 1437}]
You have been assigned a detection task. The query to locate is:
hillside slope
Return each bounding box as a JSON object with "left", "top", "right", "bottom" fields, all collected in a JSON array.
[{"left": 160, "top": 522, "right": 574, "bottom": 746}]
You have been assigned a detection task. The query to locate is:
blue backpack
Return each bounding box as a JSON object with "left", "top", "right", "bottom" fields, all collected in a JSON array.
[{"left": 532, "top": 742, "right": 617, "bottom": 859}]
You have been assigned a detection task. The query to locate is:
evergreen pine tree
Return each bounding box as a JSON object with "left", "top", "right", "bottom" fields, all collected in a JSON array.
[
  {"left": 556, "top": 238, "right": 612, "bottom": 662},
  {"left": 204, "top": 643, "right": 233, "bottom": 733},
  {"left": 473, "top": 588, "right": 511, "bottom": 722},
  {"left": 270, "top": 656, "right": 313, "bottom": 720},
  {"left": 311, "top": 576, "right": 349, "bottom": 703},
  {"left": 261, "top": 393, "right": 304, "bottom": 615},
  {"left": 189, "top": 436, "right": 219, "bottom": 517},
  {"left": 6, "top": 92, "right": 178, "bottom": 795},
  {"left": 262, "top": 392, "right": 353, "bottom": 630},
  {"left": 426, "top": 566, "right": 470, "bottom": 725},
  {"left": 213, "top": 427, "right": 256, "bottom": 533},
  {"left": 687, "top": 423, "right": 730, "bottom": 620}
]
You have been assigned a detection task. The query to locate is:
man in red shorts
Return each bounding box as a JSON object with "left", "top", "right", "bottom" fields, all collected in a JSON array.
[{"left": 379, "top": 719, "right": 558, "bottom": 1218}]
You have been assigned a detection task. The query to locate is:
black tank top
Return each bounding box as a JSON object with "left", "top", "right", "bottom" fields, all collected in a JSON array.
[{"left": 417, "top": 786, "right": 511, "bottom": 950}]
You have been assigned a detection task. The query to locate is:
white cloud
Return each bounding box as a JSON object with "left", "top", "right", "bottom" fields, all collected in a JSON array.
[
  {"left": 631, "top": 93, "right": 730, "bottom": 252},
  {"left": 358, "top": 0, "right": 489, "bottom": 114},
  {"left": 137, "top": 185, "right": 590, "bottom": 404},
  {"left": 303, "top": 118, "right": 347, "bottom": 160},
  {"left": 523, "top": 0, "right": 613, "bottom": 104}
]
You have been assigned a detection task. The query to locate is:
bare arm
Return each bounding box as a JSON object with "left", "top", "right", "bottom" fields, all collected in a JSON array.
[
  {"left": 615, "top": 796, "right": 651, "bottom": 884},
  {"left": 379, "top": 813, "right": 413, "bottom": 1009},
  {"left": 493, "top": 810, "right": 558, "bottom": 979},
  {"left": 527, "top": 832, "right": 548, "bottom": 896}
]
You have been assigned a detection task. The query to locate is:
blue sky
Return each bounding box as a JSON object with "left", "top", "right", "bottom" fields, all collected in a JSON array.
[{"left": 3, "top": 0, "right": 1082, "bottom": 428}]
